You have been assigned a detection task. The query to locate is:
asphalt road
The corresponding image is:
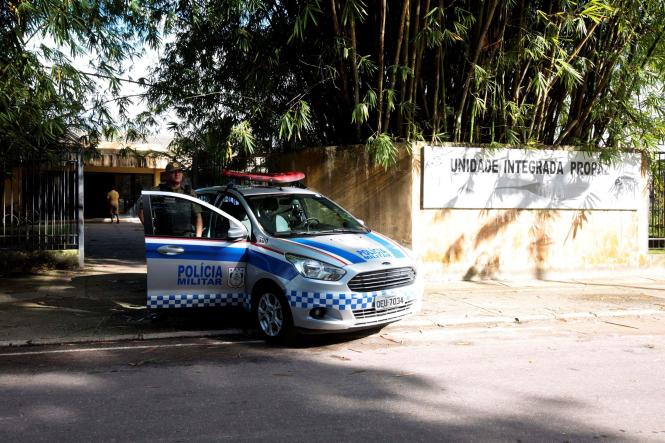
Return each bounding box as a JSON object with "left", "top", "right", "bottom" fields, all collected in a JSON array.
[{"left": 1, "top": 318, "right": 664, "bottom": 442}]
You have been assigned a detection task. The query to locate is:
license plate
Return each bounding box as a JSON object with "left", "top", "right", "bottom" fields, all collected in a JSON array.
[{"left": 375, "top": 295, "right": 405, "bottom": 311}]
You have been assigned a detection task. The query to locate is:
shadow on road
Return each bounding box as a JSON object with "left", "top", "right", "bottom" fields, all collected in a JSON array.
[{"left": 0, "top": 337, "right": 620, "bottom": 442}]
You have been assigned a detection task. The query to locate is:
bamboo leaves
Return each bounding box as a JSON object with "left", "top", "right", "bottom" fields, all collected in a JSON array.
[
  {"left": 143, "top": 0, "right": 665, "bottom": 169},
  {"left": 279, "top": 101, "right": 313, "bottom": 142}
]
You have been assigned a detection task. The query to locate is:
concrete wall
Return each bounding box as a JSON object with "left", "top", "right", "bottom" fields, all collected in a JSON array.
[
  {"left": 410, "top": 145, "right": 651, "bottom": 280},
  {"left": 272, "top": 145, "right": 413, "bottom": 247},
  {"left": 272, "top": 144, "right": 652, "bottom": 280}
]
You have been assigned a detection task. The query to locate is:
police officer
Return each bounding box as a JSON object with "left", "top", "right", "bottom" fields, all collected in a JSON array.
[{"left": 139, "top": 162, "right": 203, "bottom": 237}]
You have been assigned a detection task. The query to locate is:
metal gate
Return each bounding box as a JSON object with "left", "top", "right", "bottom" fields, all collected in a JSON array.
[
  {"left": 1, "top": 155, "right": 82, "bottom": 253},
  {"left": 650, "top": 152, "right": 665, "bottom": 250}
]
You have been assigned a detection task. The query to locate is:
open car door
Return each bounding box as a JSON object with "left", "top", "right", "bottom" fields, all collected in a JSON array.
[{"left": 141, "top": 191, "right": 249, "bottom": 310}]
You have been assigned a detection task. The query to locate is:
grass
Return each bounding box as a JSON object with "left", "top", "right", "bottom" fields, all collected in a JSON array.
[{"left": 0, "top": 250, "right": 79, "bottom": 276}]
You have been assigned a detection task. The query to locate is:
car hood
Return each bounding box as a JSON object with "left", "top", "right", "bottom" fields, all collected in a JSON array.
[{"left": 270, "top": 231, "right": 413, "bottom": 269}]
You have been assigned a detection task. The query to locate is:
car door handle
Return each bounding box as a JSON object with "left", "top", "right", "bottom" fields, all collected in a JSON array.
[{"left": 157, "top": 245, "right": 185, "bottom": 255}]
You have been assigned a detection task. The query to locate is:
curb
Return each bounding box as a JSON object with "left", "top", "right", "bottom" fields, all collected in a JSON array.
[
  {"left": 0, "top": 329, "right": 247, "bottom": 348},
  {"left": 398, "top": 308, "right": 665, "bottom": 328},
  {"left": 2, "top": 309, "right": 664, "bottom": 349}
]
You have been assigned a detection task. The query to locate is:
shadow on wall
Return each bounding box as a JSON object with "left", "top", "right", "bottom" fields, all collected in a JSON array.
[
  {"left": 444, "top": 234, "right": 465, "bottom": 265},
  {"left": 565, "top": 208, "right": 589, "bottom": 242},
  {"left": 529, "top": 210, "right": 559, "bottom": 279},
  {"left": 463, "top": 252, "right": 501, "bottom": 281},
  {"left": 457, "top": 208, "right": 566, "bottom": 281},
  {"left": 474, "top": 209, "right": 523, "bottom": 249},
  {"left": 459, "top": 209, "right": 522, "bottom": 281}
]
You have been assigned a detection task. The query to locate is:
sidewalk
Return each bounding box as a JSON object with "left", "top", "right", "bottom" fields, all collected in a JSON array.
[
  {"left": 404, "top": 273, "right": 665, "bottom": 328},
  {"left": 2, "top": 260, "right": 665, "bottom": 346}
]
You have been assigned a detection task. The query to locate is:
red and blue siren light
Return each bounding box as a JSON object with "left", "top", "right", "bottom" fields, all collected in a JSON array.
[{"left": 222, "top": 170, "right": 306, "bottom": 185}]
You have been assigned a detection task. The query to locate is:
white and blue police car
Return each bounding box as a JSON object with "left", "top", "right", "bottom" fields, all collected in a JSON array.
[{"left": 141, "top": 171, "right": 422, "bottom": 342}]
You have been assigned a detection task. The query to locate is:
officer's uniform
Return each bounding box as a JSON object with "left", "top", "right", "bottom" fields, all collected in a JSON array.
[{"left": 146, "top": 162, "right": 203, "bottom": 237}]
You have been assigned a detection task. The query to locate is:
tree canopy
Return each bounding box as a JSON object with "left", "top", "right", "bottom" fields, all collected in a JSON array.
[
  {"left": 148, "top": 0, "right": 665, "bottom": 168},
  {"left": 2, "top": 1, "right": 665, "bottom": 173},
  {"left": 0, "top": 0, "right": 160, "bottom": 170}
]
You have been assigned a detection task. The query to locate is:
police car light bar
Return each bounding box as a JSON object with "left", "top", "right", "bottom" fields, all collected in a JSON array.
[{"left": 222, "top": 170, "right": 306, "bottom": 185}]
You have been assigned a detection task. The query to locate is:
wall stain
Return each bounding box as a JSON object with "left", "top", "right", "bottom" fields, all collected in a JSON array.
[
  {"left": 443, "top": 234, "right": 466, "bottom": 265},
  {"left": 463, "top": 253, "right": 501, "bottom": 281},
  {"left": 474, "top": 209, "right": 522, "bottom": 249}
]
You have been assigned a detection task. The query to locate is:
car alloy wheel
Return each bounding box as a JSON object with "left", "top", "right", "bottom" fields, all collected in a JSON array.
[{"left": 257, "top": 292, "right": 284, "bottom": 337}]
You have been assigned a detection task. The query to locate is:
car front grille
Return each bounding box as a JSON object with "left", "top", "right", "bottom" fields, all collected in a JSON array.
[
  {"left": 348, "top": 267, "right": 416, "bottom": 292},
  {"left": 352, "top": 300, "right": 415, "bottom": 325}
]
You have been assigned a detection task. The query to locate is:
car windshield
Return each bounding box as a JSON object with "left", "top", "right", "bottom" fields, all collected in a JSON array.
[{"left": 246, "top": 194, "right": 368, "bottom": 237}]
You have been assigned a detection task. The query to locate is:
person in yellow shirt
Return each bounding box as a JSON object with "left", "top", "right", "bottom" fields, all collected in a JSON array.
[{"left": 107, "top": 187, "right": 120, "bottom": 224}]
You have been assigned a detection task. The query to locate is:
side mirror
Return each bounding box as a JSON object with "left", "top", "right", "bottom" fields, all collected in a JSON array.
[
  {"left": 357, "top": 219, "right": 365, "bottom": 226},
  {"left": 227, "top": 225, "right": 247, "bottom": 240}
]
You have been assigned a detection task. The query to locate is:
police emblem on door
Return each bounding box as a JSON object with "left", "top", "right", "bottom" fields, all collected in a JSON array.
[{"left": 228, "top": 267, "right": 245, "bottom": 288}]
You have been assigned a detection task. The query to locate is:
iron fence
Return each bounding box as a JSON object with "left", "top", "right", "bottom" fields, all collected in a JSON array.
[
  {"left": 649, "top": 152, "right": 665, "bottom": 250},
  {"left": 1, "top": 155, "right": 80, "bottom": 251}
]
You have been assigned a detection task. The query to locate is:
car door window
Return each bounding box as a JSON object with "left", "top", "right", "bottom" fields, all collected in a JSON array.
[
  {"left": 148, "top": 195, "right": 230, "bottom": 239},
  {"left": 220, "top": 194, "right": 252, "bottom": 236}
]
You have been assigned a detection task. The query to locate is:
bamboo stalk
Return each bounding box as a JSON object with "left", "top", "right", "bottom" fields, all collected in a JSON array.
[
  {"left": 404, "top": 0, "right": 421, "bottom": 139},
  {"left": 453, "top": 0, "right": 500, "bottom": 142},
  {"left": 376, "top": 0, "right": 387, "bottom": 134},
  {"left": 330, "top": 0, "right": 351, "bottom": 107},
  {"left": 383, "top": 0, "right": 409, "bottom": 133},
  {"left": 349, "top": 14, "right": 361, "bottom": 139},
  {"left": 397, "top": 0, "right": 412, "bottom": 138}
]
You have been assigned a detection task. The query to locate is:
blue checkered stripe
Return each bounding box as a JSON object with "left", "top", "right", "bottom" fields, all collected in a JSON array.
[
  {"left": 148, "top": 293, "right": 249, "bottom": 309},
  {"left": 287, "top": 288, "right": 418, "bottom": 311}
]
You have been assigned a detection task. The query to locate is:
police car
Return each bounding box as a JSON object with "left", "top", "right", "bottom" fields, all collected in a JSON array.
[{"left": 141, "top": 170, "right": 422, "bottom": 341}]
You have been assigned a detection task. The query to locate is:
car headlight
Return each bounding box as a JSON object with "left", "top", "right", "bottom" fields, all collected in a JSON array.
[{"left": 285, "top": 253, "right": 346, "bottom": 281}]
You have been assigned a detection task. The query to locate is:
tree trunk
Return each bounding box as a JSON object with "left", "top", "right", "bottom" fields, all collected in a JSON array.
[
  {"left": 453, "top": 0, "right": 500, "bottom": 142},
  {"left": 397, "top": 1, "right": 411, "bottom": 138},
  {"left": 431, "top": 45, "right": 442, "bottom": 141},
  {"left": 376, "top": 0, "right": 387, "bottom": 134},
  {"left": 409, "top": 0, "right": 430, "bottom": 121},
  {"left": 404, "top": 0, "right": 422, "bottom": 137},
  {"left": 329, "top": 0, "right": 351, "bottom": 108},
  {"left": 349, "top": 15, "right": 361, "bottom": 140},
  {"left": 383, "top": 0, "right": 409, "bottom": 133}
]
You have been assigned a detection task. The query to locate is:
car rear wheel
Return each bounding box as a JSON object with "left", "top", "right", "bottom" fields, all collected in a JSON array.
[{"left": 255, "top": 290, "right": 294, "bottom": 343}]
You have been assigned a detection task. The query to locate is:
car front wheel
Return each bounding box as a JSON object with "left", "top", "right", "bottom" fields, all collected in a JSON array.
[{"left": 255, "top": 290, "right": 294, "bottom": 343}]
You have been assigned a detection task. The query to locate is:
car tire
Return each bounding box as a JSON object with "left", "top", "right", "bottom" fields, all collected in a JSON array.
[{"left": 254, "top": 289, "right": 295, "bottom": 344}]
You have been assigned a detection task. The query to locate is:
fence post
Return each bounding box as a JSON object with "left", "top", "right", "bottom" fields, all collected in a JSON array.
[{"left": 77, "top": 151, "right": 85, "bottom": 269}]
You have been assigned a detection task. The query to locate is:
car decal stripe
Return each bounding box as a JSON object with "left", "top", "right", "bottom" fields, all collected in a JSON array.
[
  {"left": 365, "top": 232, "right": 406, "bottom": 258},
  {"left": 250, "top": 242, "right": 284, "bottom": 255},
  {"left": 148, "top": 293, "right": 249, "bottom": 309},
  {"left": 247, "top": 249, "right": 299, "bottom": 281},
  {"left": 276, "top": 238, "right": 350, "bottom": 265},
  {"left": 286, "top": 286, "right": 421, "bottom": 310},
  {"left": 146, "top": 236, "right": 249, "bottom": 246},
  {"left": 288, "top": 238, "right": 364, "bottom": 264},
  {"left": 145, "top": 243, "right": 248, "bottom": 261}
]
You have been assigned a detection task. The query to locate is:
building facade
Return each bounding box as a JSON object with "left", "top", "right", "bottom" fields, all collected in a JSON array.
[{"left": 83, "top": 139, "right": 170, "bottom": 218}]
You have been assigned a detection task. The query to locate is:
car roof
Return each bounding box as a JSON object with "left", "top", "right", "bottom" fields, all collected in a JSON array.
[{"left": 195, "top": 185, "right": 319, "bottom": 197}]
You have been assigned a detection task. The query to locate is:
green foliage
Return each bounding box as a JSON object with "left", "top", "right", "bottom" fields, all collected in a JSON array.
[
  {"left": 5, "top": 0, "right": 665, "bottom": 174},
  {"left": 144, "top": 0, "right": 665, "bottom": 169},
  {"left": 289, "top": 0, "right": 322, "bottom": 43},
  {"left": 278, "top": 101, "right": 312, "bottom": 141},
  {"left": 0, "top": 0, "right": 161, "bottom": 171},
  {"left": 366, "top": 133, "right": 397, "bottom": 170},
  {"left": 229, "top": 121, "right": 256, "bottom": 155}
]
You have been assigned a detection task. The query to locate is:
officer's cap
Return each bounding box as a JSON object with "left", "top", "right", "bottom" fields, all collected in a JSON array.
[{"left": 165, "top": 161, "right": 184, "bottom": 173}]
